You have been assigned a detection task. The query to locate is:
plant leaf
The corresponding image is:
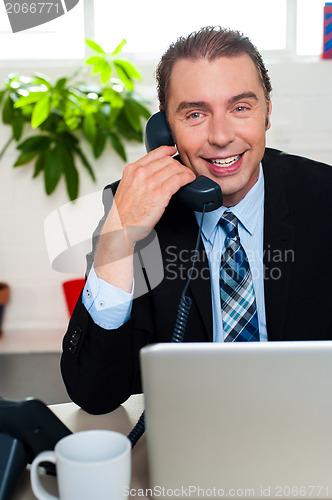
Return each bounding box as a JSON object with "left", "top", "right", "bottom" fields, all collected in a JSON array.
[
  {"left": 114, "top": 59, "right": 141, "bottom": 80},
  {"left": 61, "top": 147, "right": 79, "bottom": 201},
  {"left": 33, "top": 152, "right": 45, "bottom": 178},
  {"left": 124, "top": 100, "right": 141, "bottom": 132},
  {"left": 64, "top": 114, "right": 81, "bottom": 131},
  {"left": 74, "top": 146, "right": 96, "bottom": 181},
  {"left": 44, "top": 147, "right": 63, "bottom": 195},
  {"left": 14, "top": 150, "right": 39, "bottom": 166},
  {"left": 62, "top": 131, "right": 79, "bottom": 148},
  {"left": 83, "top": 113, "right": 97, "bottom": 144},
  {"left": 17, "top": 135, "right": 52, "bottom": 152},
  {"left": 112, "top": 39, "right": 127, "bottom": 55},
  {"left": 100, "top": 62, "right": 112, "bottom": 84},
  {"left": 85, "top": 56, "right": 106, "bottom": 66},
  {"left": 93, "top": 130, "right": 106, "bottom": 158},
  {"left": 32, "top": 74, "right": 52, "bottom": 88},
  {"left": 85, "top": 39, "right": 105, "bottom": 54},
  {"left": 126, "top": 98, "right": 151, "bottom": 120},
  {"left": 101, "top": 87, "right": 124, "bottom": 106},
  {"left": 55, "top": 77, "right": 67, "bottom": 90},
  {"left": 2, "top": 95, "right": 13, "bottom": 124},
  {"left": 115, "top": 112, "right": 142, "bottom": 141},
  {"left": 31, "top": 95, "right": 51, "bottom": 128},
  {"left": 113, "top": 62, "right": 134, "bottom": 91},
  {"left": 14, "top": 92, "right": 46, "bottom": 108},
  {"left": 12, "top": 114, "right": 25, "bottom": 141},
  {"left": 108, "top": 131, "right": 126, "bottom": 162},
  {"left": 0, "top": 90, "right": 6, "bottom": 107}
]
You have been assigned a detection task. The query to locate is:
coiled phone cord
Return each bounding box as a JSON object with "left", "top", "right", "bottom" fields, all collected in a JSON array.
[
  {"left": 127, "top": 411, "right": 146, "bottom": 447},
  {"left": 127, "top": 204, "right": 207, "bottom": 448}
]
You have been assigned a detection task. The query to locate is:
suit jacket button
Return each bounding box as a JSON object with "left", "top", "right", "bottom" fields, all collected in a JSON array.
[{"left": 74, "top": 326, "right": 82, "bottom": 336}]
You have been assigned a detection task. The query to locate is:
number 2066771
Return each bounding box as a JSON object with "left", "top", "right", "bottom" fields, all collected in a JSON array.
[{"left": 5, "top": 3, "right": 60, "bottom": 14}]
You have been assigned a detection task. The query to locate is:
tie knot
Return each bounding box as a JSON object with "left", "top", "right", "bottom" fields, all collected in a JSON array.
[{"left": 219, "top": 211, "right": 239, "bottom": 239}]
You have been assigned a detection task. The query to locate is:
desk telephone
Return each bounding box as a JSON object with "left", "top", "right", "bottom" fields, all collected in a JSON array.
[{"left": 0, "top": 397, "right": 72, "bottom": 500}]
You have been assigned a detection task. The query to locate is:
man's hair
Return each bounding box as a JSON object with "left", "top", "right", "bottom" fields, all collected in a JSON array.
[{"left": 156, "top": 26, "right": 272, "bottom": 113}]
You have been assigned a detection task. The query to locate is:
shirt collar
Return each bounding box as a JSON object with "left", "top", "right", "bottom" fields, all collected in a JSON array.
[{"left": 195, "top": 165, "right": 264, "bottom": 243}]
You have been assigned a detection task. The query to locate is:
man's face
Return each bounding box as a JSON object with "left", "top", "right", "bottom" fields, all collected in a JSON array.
[{"left": 166, "top": 54, "right": 271, "bottom": 207}]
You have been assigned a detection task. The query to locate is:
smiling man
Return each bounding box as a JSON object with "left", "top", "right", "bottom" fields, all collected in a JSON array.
[
  {"left": 166, "top": 54, "right": 271, "bottom": 207},
  {"left": 61, "top": 27, "right": 332, "bottom": 415}
]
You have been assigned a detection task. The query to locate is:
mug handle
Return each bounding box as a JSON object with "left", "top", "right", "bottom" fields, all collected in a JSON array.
[{"left": 30, "top": 451, "right": 59, "bottom": 500}]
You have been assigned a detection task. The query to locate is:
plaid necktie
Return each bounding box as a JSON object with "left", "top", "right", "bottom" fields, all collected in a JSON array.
[{"left": 219, "top": 211, "right": 259, "bottom": 342}]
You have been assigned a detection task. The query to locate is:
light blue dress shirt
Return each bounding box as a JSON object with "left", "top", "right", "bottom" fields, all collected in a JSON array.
[
  {"left": 83, "top": 166, "right": 267, "bottom": 341},
  {"left": 195, "top": 165, "right": 267, "bottom": 342}
]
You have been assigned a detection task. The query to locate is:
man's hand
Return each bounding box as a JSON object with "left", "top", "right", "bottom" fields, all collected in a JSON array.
[
  {"left": 94, "top": 146, "right": 196, "bottom": 291},
  {"left": 113, "top": 146, "right": 195, "bottom": 243}
]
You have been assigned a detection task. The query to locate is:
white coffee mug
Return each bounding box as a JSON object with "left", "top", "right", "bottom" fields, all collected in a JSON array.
[{"left": 30, "top": 429, "right": 131, "bottom": 500}]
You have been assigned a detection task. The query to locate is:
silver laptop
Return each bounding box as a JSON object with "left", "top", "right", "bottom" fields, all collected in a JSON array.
[{"left": 140, "top": 341, "right": 332, "bottom": 500}]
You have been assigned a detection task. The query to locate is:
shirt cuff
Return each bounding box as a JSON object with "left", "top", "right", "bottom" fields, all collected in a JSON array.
[{"left": 82, "top": 265, "right": 133, "bottom": 330}]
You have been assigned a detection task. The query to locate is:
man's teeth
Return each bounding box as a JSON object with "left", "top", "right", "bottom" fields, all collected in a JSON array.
[{"left": 210, "top": 154, "right": 241, "bottom": 167}]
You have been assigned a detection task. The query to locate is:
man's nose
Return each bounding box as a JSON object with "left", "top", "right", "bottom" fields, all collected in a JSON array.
[{"left": 208, "top": 114, "right": 235, "bottom": 148}]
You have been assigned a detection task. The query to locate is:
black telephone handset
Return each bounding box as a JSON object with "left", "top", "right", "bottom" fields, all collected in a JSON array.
[{"left": 145, "top": 111, "right": 223, "bottom": 212}]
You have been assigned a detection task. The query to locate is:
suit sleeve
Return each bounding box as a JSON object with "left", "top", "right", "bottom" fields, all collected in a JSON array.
[{"left": 60, "top": 183, "right": 154, "bottom": 414}]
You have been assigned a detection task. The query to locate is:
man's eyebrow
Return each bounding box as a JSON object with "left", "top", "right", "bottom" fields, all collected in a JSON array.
[
  {"left": 175, "top": 101, "right": 209, "bottom": 113},
  {"left": 228, "top": 92, "right": 259, "bottom": 106}
]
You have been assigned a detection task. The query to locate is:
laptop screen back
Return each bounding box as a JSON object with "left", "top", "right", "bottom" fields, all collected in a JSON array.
[{"left": 140, "top": 341, "right": 332, "bottom": 500}]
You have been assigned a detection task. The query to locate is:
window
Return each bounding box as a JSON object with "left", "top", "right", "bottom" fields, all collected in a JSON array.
[
  {"left": 93, "top": 0, "right": 326, "bottom": 58},
  {"left": 94, "top": 0, "right": 287, "bottom": 56},
  {"left": 0, "top": 0, "right": 328, "bottom": 62}
]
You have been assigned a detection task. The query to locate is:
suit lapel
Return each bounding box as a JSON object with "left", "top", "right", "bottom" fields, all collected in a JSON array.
[
  {"left": 188, "top": 238, "right": 214, "bottom": 341},
  {"left": 262, "top": 152, "right": 294, "bottom": 341},
  {"left": 166, "top": 201, "right": 213, "bottom": 341}
]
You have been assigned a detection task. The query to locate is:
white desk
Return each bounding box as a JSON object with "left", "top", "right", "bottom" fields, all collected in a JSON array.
[{"left": 13, "top": 395, "right": 148, "bottom": 499}]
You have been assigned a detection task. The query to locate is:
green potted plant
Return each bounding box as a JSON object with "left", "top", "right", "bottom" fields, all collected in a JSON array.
[{"left": 0, "top": 39, "right": 151, "bottom": 201}]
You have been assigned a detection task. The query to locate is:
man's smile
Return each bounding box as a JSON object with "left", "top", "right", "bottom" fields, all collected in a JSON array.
[
  {"left": 202, "top": 151, "right": 246, "bottom": 177},
  {"left": 206, "top": 153, "right": 244, "bottom": 167}
]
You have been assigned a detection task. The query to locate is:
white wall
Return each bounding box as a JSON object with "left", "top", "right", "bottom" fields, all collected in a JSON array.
[
  {"left": 0, "top": 58, "right": 331, "bottom": 335},
  {"left": 266, "top": 60, "right": 332, "bottom": 163}
]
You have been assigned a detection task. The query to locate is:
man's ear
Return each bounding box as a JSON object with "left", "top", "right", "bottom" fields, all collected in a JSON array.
[{"left": 266, "top": 99, "right": 272, "bottom": 131}]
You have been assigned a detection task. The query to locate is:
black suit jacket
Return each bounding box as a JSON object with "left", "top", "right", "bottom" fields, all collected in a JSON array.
[{"left": 61, "top": 148, "right": 332, "bottom": 414}]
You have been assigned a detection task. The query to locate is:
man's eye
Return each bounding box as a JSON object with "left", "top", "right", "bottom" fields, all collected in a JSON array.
[
  {"left": 234, "top": 106, "right": 248, "bottom": 112},
  {"left": 188, "top": 112, "right": 202, "bottom": 119}
]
